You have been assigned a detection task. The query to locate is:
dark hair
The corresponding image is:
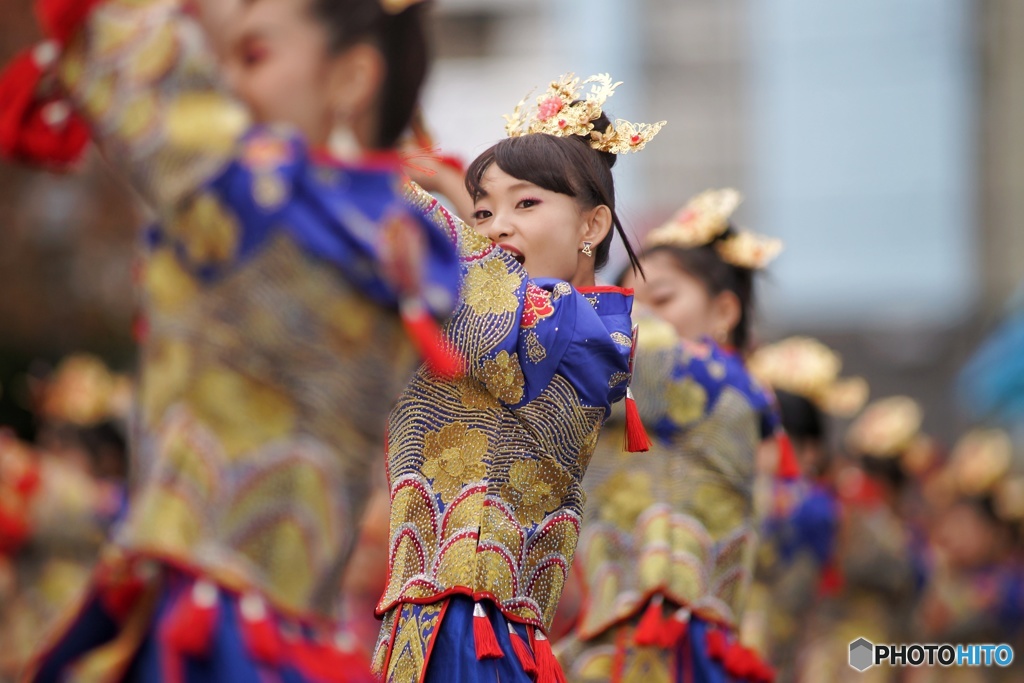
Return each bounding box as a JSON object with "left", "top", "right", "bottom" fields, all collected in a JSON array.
[
  {"left": 775, "top": 390, "right": 825, "bottom": 442},
  {"left": 776, "top": 389, "right": 830, "bottom": 476},
  {"left": 645, "top": 230, "right": 755, "bottom": 351},
  {"left": 860, "top": 454, "right": 907, "bottom": 492},
  {"left": 312, "top": 0, "right": 430, "bottom": 149},
  {"left": 464, "top": 111, "right": 643, "bottom": 275}
]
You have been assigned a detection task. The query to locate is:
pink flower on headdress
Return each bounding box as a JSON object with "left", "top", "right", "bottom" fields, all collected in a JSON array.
[
  {"left": 677, "top": 209, "right": 697, "bottom": 225},
  {"left": 537, "top": 96, "right": 564, "bottom": 121}
]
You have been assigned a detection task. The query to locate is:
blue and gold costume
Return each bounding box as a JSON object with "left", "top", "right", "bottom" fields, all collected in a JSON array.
[
  {"left": 560, "top": 318, "right": 779, "bottom": 683},
  {"left": 2, "top": 0, "right": 461, "bottom": 681},
  {"left": 373, "top": 184, "right": 635, "bottom": 682}
]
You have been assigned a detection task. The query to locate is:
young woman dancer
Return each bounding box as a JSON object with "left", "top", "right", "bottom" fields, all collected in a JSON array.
[
  {"left": 561, "top": 189, "right": 784, "bottom": 683},
  {"left": 0, "top": 0, "right": 461, "bottom": 680},
  {"left": 373, "top": 74, "right": 664, "bottom": 682}
]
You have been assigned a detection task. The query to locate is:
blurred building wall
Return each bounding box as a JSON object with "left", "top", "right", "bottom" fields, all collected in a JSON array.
[{"left": 978, "top": 0, "right": 1024, "bottom": 316}]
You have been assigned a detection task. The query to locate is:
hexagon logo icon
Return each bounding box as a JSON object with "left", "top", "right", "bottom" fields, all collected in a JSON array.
[{"left": 849, "top": 638, "right": 874, "bottom": 671}]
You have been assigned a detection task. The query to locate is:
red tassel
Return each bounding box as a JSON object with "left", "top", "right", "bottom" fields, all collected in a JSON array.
[
  {"left": 473, "top": 602, "right": 504, "bottom": 660},
  {"left": 160, "top": 580, "right": 219, "bottom": 658},
  {"left": 532, "top": 630, "right": 567, "bottom": 683},
  {"left": 291, "top": 641, "right": 355, "bottom": 683},
  {"left": 659, "top": 607, "right": 690, "bottom": 648},
  {"left": 100, "top": 574, "right": 145, "bottom": 621},
  {"left": 239, "top": 594, "right": 283, "bottom": 665},
  {"left": 14, "top": 465, "right": 41, "bottom": 496},
  {"left": 775, "top": 433, "right": 801, "bottom": 480},
  {"left": 508, "top": 622, "right": 537, "bottom": 678},
  {"left": 0, "top": 44, "right": 90, "bottom": 170},
  {"left": 0, "top": 505, "right": 31, "bottom": 555},
  {"left": 722, "top": 641, "right": 744, "bottom": 677},
  {"left": 624, "top": 389, "right": 651, "bottom": 453},
  {"left": 705, "top": 629, "right": 727, "bottom": 661},
  {"left": 401, "top": 300, "right": 464, "bottom": 381},
  {"left": 755, "top": 659, "right": 777, "bottom": 683},
  {"left": 735, "top": 646, "right": 759, "bottom": 679},
  {"left": 818, "top": 560, "right": 844, "bottom": 597},
  {"left": 35, "top": 0, "right": 105, "bottom": 44},
  {"left": 632, "top": 595, "right": 664, "bottom": 646}
]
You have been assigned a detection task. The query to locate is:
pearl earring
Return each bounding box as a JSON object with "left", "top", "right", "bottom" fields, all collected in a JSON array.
[{"left": 328, "top": 115, "right": 361, "bottom": 161}]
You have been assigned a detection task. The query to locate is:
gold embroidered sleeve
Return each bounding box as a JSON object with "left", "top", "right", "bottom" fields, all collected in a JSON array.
[{"left": 59, "top": 0, "right": 249, "bottom": 209}]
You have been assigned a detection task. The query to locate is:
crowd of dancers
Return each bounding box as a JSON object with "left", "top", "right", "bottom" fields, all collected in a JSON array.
[{"left": 0, "top": 0, "right": 1021, "bottom": 681}]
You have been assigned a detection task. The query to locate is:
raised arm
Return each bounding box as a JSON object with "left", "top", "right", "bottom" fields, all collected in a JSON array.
[{"left": 55, "top": 0, "right": 247, "bottom": 208}]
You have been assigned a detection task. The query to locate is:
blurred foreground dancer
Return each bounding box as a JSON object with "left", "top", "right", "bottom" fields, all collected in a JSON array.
[
  {"left": 373, "top": 74, "right": 663, "bottom": 682},
  {"left": 558, "top": 189, "right": 783, "bottom": 683},
  {"left": 0, "top": 0, "right": 462, "bottom": 679}
]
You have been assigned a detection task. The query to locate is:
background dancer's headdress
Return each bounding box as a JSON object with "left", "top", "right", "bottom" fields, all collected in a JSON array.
[
  {"left": 645, "top": 188, "right": 782, "bottom": 270},
  {"left": 845, "top": 395, "right": 924, "bottom": 459},
  {"left": 380, "top": 0, "right": 428, "bottom": 13},
  {"left": 503, "top": 73, "right": 665, "bottom": 154},
  {"left": 748, "top": 337, "right": 869, "bottom": 418}
]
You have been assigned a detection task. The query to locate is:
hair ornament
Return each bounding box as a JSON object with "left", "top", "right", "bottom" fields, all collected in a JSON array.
[
  {"left": 845, "top": 396, "right": 924, "bottom": 459},
  {"left": 715, "top": 231, "right": 783, "bottom": 270},
  {"left": 503, "top": 73, "right": 665, "bottom": 155},
  {"left": 748, "top": 337, "right": 868, "bottom": 418},
  {"left": 646, "top": 188, "right": 782, "bottom": 269},
  {"left": 949, "top": 428, "right": 1013, "bottom": 497},
  {"left": 380, "top": 0, "right": 428, "bottom": 14}
]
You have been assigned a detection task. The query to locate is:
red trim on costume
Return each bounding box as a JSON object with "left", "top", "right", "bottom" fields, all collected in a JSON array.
[
  {"left": 575, "top": 285, "right": 634, "bottom": 296},
  {"left": 309, "top": 147, "right": 404, "bottom": 172},
  {"left": 376, "top": 586, "right": 546, "bottom": 629},
  {"left": 417, "top": 599, "right": 449, "bottom": 683},
  {"left": 378, "top": 603, "right": 402, "bottom": 681}
]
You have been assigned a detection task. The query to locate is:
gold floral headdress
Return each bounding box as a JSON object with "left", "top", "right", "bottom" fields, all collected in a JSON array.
[
  {"left": 37, "top": 354, "right": 132, "bottom": 426},
  {"left": 503, "top": 73, "right": 665, "bottom": 155},
  {"left": 380, "top": 0, "right": 428, "bottom": 14},
  {"left": 948, "top": 428, "right": 1013, "bottom": 498},
  {"left": 645, "top": 188, "right": 782, "bottom": 270},
  {"left": 747, "top": 337, "right": 868, "bottom": 418},
  {"left": 844, "top": 396, "right": 924, "bottom": 459}
]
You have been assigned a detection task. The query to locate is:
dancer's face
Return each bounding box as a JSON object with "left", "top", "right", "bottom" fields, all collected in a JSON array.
[
  {"left": 227, "top": 0, "right": 383, "bottom": 148},
  {"left": 633, "top": 250, "right": 738, "bottom": 345},
  {"left": 471, "top": 165, "right": 610, "bottom": 285}
]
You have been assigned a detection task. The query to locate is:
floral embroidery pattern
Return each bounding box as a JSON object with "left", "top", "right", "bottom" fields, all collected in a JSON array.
[
  {"left": 525, "top": 330, "right": 547, "bottom": 364},
  {"left": 502, "top": 458, "right": 573, "bottom": 526},
  {"left": 463, "top": 260, "right": 522, "bottom": 315},
  {"left": 610, "top": 332, "right": 633, "bottom": 348},
  {"left": 479, "top": 351, "right": 525, "bottom": 405},
  {"left": 175, "top": 192, "right": 240, "bottom": 264},
  {"left": 666, "top": 377, "right": 708, "bottom": 427},
  {"left": 421, "top": 423, "right": 488, "bottom": 504},
  {"left": 521, "top": 283, "right": 555, "bottom": 329},
  {"left": 596, "top": 470, "right": 654, "bottom": 530}
]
